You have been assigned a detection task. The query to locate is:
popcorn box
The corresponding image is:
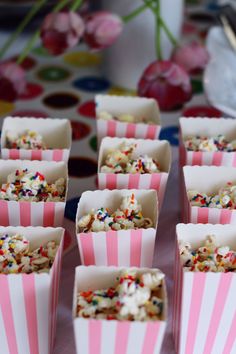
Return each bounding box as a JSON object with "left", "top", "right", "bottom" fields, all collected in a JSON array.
[
  {"left": 183, "top": 165, "right": 236, "bottom": 224},
  {"left": 76, "top": 189, "right": 158, "bottom": 267},
  {"left": 179, "top": 117, "right": 236, "bottom": 167},
  {"left": 1, "top": 117, "right": 72, "bottom": 162},
  {"left": 98, "top": 137, "right": 171, "bottom": 208},
  {"left": 173, "top": 223, "right": 236, "bottom": 354},
  {"left": 73, "top": 266, "right": 167, "bottom": 354},
  {"left": 0, "top": 159, "right": 68, "bottom": 227},
  {"left": 95, "top": 95, "right": 161, "bottom": 145},
  {"left": 0, "top": 226, "right": 64, "bottom": 354}
]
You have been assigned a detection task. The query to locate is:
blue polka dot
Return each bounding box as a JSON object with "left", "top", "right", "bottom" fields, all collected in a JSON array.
[
  {"left": 65, "top": 197, "right": 80, "bottom": 222},
  {"left": 160, "top": 126, "right": 179, "bottom": 146},
  {"left": 73, "top": 76, "right": 110, "bottom": 92}
]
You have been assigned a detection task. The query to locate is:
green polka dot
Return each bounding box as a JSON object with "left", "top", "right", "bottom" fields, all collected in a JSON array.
[
  {"left": 33, "top": 46, "right": 52, "bottom": 57},
  {"left": 37, "top": 66, "right": 70, "bottom": 82},
  {"left": 191, "top": 79, "right": 203, "bottom": 94},
  {"left": 89, "top": 136, "right": 97, "bottom": 152}
]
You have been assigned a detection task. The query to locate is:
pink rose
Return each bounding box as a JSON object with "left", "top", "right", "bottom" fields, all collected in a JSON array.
[
  {"left": 0, "top": 62, "right": 26, "bottom": 102},
  {"left": 138, "top": 60, "right": 192, "bottom": 111}
]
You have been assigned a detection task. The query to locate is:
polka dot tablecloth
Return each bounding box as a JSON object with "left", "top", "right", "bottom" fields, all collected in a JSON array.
[{"left": 0, "top": 6, "right": 224, "bottom": 354}]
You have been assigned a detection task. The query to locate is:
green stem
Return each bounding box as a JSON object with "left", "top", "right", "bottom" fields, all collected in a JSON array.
[
  {"left": 159, "top": 17, "right": 178, "bottom": 46},
  {"left": 0, "top": 0, "right": 47, "bottom": 59},
  {"left": 70, "top": 0, "right": 83, "bottom": 11},
  {"left": 53, "top": 0, "right": 70, "bottom": 12},
  {"left": 122, "top": 3, "right": 148, "bottom": 23},
  {"left": 155, "top": 0, "right": 162, "bottom": 60}
]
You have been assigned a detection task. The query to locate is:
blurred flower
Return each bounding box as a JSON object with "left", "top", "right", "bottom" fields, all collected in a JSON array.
[
  {"left": 172, "top": 42, "right": 210, "bottom": 74},
  {"left": 84, "top": 11, "right": 123, "bottom": 51},
  {"left": 40, "top": 11, "right": 85, "bottom": 55},
  {"left": 0, "top": 61, "right": 26, "bottom": 102},
  {"left": 138, "top": 60, "right": 192, "bottom": 111}
]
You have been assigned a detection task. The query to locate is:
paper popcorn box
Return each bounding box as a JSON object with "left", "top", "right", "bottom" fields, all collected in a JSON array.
[
  {"left": 183, "top": 165, "right": 236, "bottom": 224},
  {"left": 173, "top": 223, "right": 236, "bottom": 354},
  {"left": 73, "top": 266, "right": 167, "bottom": 354},
  {"left": 1, "top": 117, "right": 72, "bottom": 162},
  {"left": 98, "top": 137, "right": 171, "bottom": 208},
  {"left": 0, "top": 226, "right": 64, "bottom": 354},
  {"left": 76, "top": 189, "right": 158, "bottom": 267},
  {"left": 0, "top": 159, "right": 68, "bottom": 227},
  {"left": 179, "top": 117, "right": 236, "bottom": 167},
  {"left": 95, "top": 95, "right": 161, "bottom": 145}
]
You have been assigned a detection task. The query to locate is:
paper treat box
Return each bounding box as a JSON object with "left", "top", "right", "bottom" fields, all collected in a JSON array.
[
  {"left": 0, "top": 159, "right": 68, "bottom": 227},
  {"left": 76, "top": 189, "right": 158, "bottom": 267},
  {"left": 173, "top": 223, "right": 236, "bottom": 354},
  {"left": 95, "top": 95, "right": 161, "bottom": 145},
  {"left": 0, "top": 226, "right": 64, "bottom": 354},
  {"left": 182, "top": 165, "right": 236, "bottom": 224},
  {"left": 98, "top": 137, "right": 171, "bottom": 208},
  {"left": 1, "top": 117, "right": 72, "bottom": 162},
  {"left": 179, "top": 117, "right": 236, "bottom": 167},
  {"left": 73, "top": 266, "right": 167, "bottom": 354}
]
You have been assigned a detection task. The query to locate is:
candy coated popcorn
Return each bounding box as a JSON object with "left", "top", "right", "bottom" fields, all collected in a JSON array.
[
  {"left": 76, "top": 270, "right": 164, "bottom": 321},
  {"left": 6, "top": 130, "right": 47, "bottom": 150},
  {"left": 184, "top": 135, "right": 236, "bottom": 152},
  {"left": 98, "top": 111, "right": 153, "bottom": 124}
]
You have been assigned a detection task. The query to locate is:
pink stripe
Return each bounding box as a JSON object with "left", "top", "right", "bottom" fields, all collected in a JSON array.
[
  {"left": 106, "top": 230, "right": 118, "bottom": 266},
  {"left": 197, "top": 208, "right": 209, "bottom": 223},
  {"left": 106, "top": 174, "right": 117, "bottom": 189},
  {"left": 146, "top": 125, "right": 157, "bottom": 139},
  {"left": 203, "top": 273, "right": 233, "bottom": 354},
  {"left": 89, "top": 320, "right": 102, "bottom": 354},
  {"left": 9, "top": 149, "right": 20, "bottom": 159},
  {"left": 223, "top": 311, "right": 236, "bottom": 354},
  {"left": 43, "top": 202, "right": 55, "bottom": 226},
  {"left": 53, "top": 149, "right": 63, "bottom": 162},
  {"left": 31, "top": 150, "right": 42, "bottom": 161},
  {"left": 79, "top": 233, "right": 95, "bottom": 265},
  {"left": 192, "top": 151, "right": 203, "bottom": 165},
  {"left": 20, "top": 202, "right": 31, "bottom": 226},
  {"left": 233, "top": 153, "right": 236, "bottom": 167},
  {"left": 128, "top": 174, "right": 140, "bottom": 189},
  {"left": 141, "top": 322, "right": 160, "bottom": 354},
  {"left": 184, "top": 273, "right": 206, "bottom": 354},
  {"left": 212, "top": 152, "right": 223, "bottom": 166},
  {"left": 114, "top": 322, "right": 130, "bottom": 354},
  {"left": 0, "top": 276, "right": 18, "bottom": 354},
  {"left": 150, "top": 173, "right": 161, "bottom": 190},
  {"left": 220, "top": 209, "right": 232, "bottom": 224},
  {"left": 0, "top": 200, "right": 9, "bottom": 226},
  {"left": 50, "top": 257, "right": 56, "bottom": 353},
  {"left": 130, "top": 229, "right": 142, "bottom": 266},
  {"left": 107, "top": 120, "right": 116, "bottom": 137},
  {"left": 22, "top": 274, "right": 39, "bottom": 354},
  {"left": 126, "top": 123, "right": 136, "bottom": 138}
]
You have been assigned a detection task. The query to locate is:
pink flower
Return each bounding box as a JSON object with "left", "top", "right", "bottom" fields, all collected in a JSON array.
[
  {"left": 0, "top": 62, "right": 26, "bottom": 102},
  {"left": 84, "top": 11, "right": 123, "bottom": 51},
  {"left": 172, "top": 42, "right": 210, "bottom": 74},
  {"left": 138, "top": 61, "right": 192, "bottom": 111},
  {"left": 40, "top": 11, "right": 85, "bottom": 55}
]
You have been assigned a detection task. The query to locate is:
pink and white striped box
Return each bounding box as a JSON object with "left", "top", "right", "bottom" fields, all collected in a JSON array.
[
  {"left": 179, "top": 117, "right": 236, "bottom": 167},
  {"left": 98, "top": 137, "right": 171, "bottom": 208},
  {"left": 73, "top": 266, "right": 167, "bottom": 354},
  {"left": 0, "top": 226, "right": 64, "bottom": 354},
  {"left": 173, "top": 223, "right": 236, "bottom": 354},
  {"left": 76, "top": 189, "right": 158, "bottom": 267},
  {"left": 95, "top": 95, "right": 161, "bottom": 145},
  {"left": 0, "top": 159, "right": 68, "bottom": 227},
  {"left": 183, "top": 165, "right": 236, "bottom": 224},
  {"left": 1, "top": 117, "right": 72, "bottom": 162}
]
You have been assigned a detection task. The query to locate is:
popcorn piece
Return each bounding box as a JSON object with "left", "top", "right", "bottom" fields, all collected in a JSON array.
[
  {"left": 98, "top": 110, "right": 153, "bottom": 124},
  {"left": 76, "top": 270, "right": 165, "bottom": 321},
  {"left": 184, "top": 135, "right": 236, "bottom": 152},
  {"left": 6, "top": 130, "right": 47, "bottom": 150}
]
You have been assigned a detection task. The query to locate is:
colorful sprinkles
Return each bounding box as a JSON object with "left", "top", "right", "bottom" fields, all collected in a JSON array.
[
  {"left": 6, "top": 130, "right": 47, "bottom": 150},
  {"left": 184, "top": 135, "right": 236, "bottom": 152}
]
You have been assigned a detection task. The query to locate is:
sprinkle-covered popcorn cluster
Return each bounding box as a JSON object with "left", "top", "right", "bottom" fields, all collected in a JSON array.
[
  {"left": 98, "top": 111, "right": 153, "bottom": 124},
  {"left": 184, "top": 135, "right": 236, "bottom": 152},
  {"left": 0, "top": 233, "right": 58, "bottom": 274},
  {"left": 0, "top": 169, "right": 66, "bottom": 202},
  {"left": 6, "top": 130, "right": 47, "bottom": 150},
  {"left": 101, "top": 142, "right": 161, "bottom": 174},
  {"left": 188, "top": 182, "right": 236, "bottom": 209},
  {"left": 179, "top": 235, "right": 236, "bottom": 272},
  {"left": 77, "top": 270, "right": 164, "bottom": 321},
  {"left": 77, "top": 193, "right": 153, "bottom": 232}
]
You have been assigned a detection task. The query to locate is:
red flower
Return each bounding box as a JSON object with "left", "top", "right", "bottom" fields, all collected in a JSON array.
[
  {"left": 84, "top": 11, "right": 123, "bottom": 51},
  {"left": 40, "top": 11, "right": 85, "bottom": 55},
  {"left": 138, "top": 60, "right": 192, "bottom": 111},
  {"left": 0, "top": 61, "right": 26, "bottom": 102}
]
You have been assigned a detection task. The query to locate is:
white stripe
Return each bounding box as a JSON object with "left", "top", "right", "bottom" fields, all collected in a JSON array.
[
  {"left": 77, "top": 235, "right": 85, "bottom": 264},
  {"left": 208, "top": 208, "right": 221, "bottom": 224},
  {"left": 190, "top": 207, "right": 198, "bottom": 223},
  {"left": 186, "top": 152, "right": 193, "bottom": 165},
  {"left": 230, "top": 333, "right": 236, "bottom": 354},
  {"left": 8, "top": 202, "right": 20, "bottom": 226},
  {"left": 0, "top": 308, "right": 10, "bottom": 354},
  {"left": 98, "top": 173, "right": 106, "bottom": 189},
  {"left": 54, "top": 202, "right": 65, "bottom": 227},
  {"left": 1, "top": 149, "right": 9, "bottom": 159},
  {"left": 138, "top": 174, "right": 152, "bottom": 189},
  {"left": 212, "top": 276, "right": 236, "bottom": 354},
  {"left": 8, "top": 275, "right": 30, "bottom": 354},
  {"left": 221, "top": 152, "right": 234, "bottom": 167},
  {"left": 35, "top": 274, "right": 50, "bottom": 354},
  {"left": 74, "top": 319, "right": 89, "bottom": 354},
  {"left": 93, "top": 232, "right": 107, "bottom": 266},
  {"left": 62, "top": 150, "right": 70, "bottom": 163},
  {"left": 193, "top": 273, "right": 220, "bottom": 354},
  {"left": 156, "top": 126, "right": 161, "bottom": 139},
  {"left": 115, "top": 122, "right": 127, "bottom": 137},
  {"left": 158, "top": 173, "right": 168, "bottom": 208},
  {"left": 31, "top": 202, "right": 44, "bottom": 226},
  {"left": 42, "top": 150, "right": 53, "bottom": 161},
  {"left": 179, "top": 272, "right": 194, "bottom": 354},
  {"left": 229, "top": 210, "right": 236, "bottom": 224},
  {"left": 154, "top": 322, "right": 166, "bottom": 354},
  {"left": 140, "top": 228, "right": 155, "bottom": 267},
  {"left": 96, "top": 120, "right": 107, "bottom": 145},
  {"left": 135, "top": 124, "right": 147, "bottom": 139},
  {"left": 118, "top": 230, "right": 130, "bottom": 266},
  {"left": 101, "top": 320, "right": 116, "bottom": 354},
  {"left": 201, "top": 152, "right": 213, "bottom": 165},
  {"left": 126, "top": 322, "right": 145, "bottom": 354},
  {"left": 116, "top": 174, "right": 129, "bottom": 189},
  {"left": 20, "top": 150, "right": 32, "bottom": 160}
]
